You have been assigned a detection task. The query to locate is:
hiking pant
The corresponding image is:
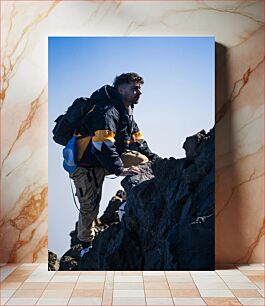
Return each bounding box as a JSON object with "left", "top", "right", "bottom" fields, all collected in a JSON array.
[{"left": 70, "top": 150, "right": 149, "bottom": 242}]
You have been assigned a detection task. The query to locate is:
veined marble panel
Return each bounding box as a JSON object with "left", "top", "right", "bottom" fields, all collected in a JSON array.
[{"left": 0, "top": 1, "right": 264, "bottom": 263}]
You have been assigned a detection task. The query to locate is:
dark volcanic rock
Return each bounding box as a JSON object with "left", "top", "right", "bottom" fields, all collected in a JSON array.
[
  {"left": 59, "top": 244, "right": 82, "bottom": 271},
  {"left": 78, "top": 128, "right": 214, "bottom": 270},
  {"left": 48, "top": 250, "right": 59, "bottom": 271}
]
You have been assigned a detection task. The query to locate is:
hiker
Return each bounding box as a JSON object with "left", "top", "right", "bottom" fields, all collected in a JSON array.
[{"left": 70, "top": 72, "right": 157, "bottom": 255}]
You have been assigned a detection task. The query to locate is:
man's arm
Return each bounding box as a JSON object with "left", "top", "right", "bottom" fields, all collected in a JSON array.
[{"left": 129, "top": 120, "right": 158, "bottom": 161}]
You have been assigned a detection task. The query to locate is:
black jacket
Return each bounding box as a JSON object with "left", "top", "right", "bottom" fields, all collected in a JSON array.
[{"left": 77, "top": 85, "right": 156, "bottom": 175}]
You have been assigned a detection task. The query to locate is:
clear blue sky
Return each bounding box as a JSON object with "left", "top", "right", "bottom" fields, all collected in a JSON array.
[{"left": 48, "top": 37, "right": 214, "bottom": 257}]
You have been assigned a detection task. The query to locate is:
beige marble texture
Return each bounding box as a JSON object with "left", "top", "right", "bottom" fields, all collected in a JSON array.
[{"left": 0, "top": 1, "right": 264, "bottom": 263}]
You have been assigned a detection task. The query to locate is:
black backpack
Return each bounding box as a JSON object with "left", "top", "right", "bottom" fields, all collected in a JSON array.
[{"left": 52, "top": 97, "right": 95, "bottom": 146}]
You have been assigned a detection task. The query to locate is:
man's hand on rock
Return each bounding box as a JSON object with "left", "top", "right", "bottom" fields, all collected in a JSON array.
[{"left": 120, "top": 166, "right": 140, "bottom": 176}]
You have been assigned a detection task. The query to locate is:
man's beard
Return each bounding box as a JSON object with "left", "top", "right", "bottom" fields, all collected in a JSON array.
[
  {"left": 132, "top": 96, "right": 140, "bottom": 104},
  {"left": 125, "top": 95, "right": 140, "bottom": 105}
]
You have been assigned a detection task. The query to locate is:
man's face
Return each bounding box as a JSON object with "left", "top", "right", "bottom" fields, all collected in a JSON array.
[{"left": 118, "top": 81, "right": 142, "bottom": 105}]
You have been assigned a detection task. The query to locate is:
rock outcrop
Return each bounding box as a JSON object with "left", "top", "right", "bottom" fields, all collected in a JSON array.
[
  {"left": 60, "top": 128, "right": 214, "bottom": 271},
  {"left": 48, "top": 250, "right": 60, "bottom": 271}
]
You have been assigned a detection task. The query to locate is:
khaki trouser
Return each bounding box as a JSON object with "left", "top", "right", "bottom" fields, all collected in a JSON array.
[{"left": 70, "top": 150, "right": 148, "bottom": 242}]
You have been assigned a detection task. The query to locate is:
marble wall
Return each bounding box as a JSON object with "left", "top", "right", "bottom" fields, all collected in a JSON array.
[{"left": 0, "top": 1, "right": 264, "bottom": 263}]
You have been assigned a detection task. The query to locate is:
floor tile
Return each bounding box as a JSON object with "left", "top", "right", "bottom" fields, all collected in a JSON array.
[
  {"left": 114, "top": 282, "right": 144, "bottom": 290},
  {"left": 6, "top": 297, "right": 38, "bottom": 305},
  {"left": 144, "top": 276, "right": 167, "bottom": 282},
  {"left": 0, "top": 266, "right": 20, "bottom": 282},
  {"left": 114, "top": 276, "right": 143, "bottom": 282},
  {"left": 68, "top": 297, "right": 102, "bottom": 305},
  {"left": 102, "top": 289, "right": 112, "bottom": 305},
  {"left": 104, "top": 280, "right": 114, "bottom": 290},
  {"left": 12, "top": 289, "right": 44, "bottom": 298},
  {"left": 170, "top": 289, "right": 200, "bottom": 297},
  {"left": 13, "top": 269, "right": 36, "bottom": 276},
  {"left": 192, "top": 277, "right": 225, "bottom": 284},
  {"left": 246, "top": 275, "right": 264, "bottom": 282},
  {"left": 240, "top": 270, "right": 264, "bottom": 276},
  {"left": 19, "top": 282, "right": 48, "bottom": 290},
  {"left": 144, "top": 282, "right": 169, "bottom": 290},
  {"left": 236, "top": 264, "right": 264, "bottom": 270},
  {"left": 105, "top": 281, "right": 114, "bottom": 287},
  {"left": 225, "top": 282, "right": 258, "bottom": 289},
  {"left": 1, "top": 297, "right": 10, "bottom": 305},
  {"left": 216, "top": 270, "right": 245, "bottom": 276},
  {"left": 143, "top": 271, "right": 165, "bottom": 276},
  {"left": 232, "top": 289, "right": 262, "bottom": 298},
  {"left": 36, "top": 297, "right": 70, "bottom": 305},
  {"left": 203, "top": 297, "right": 242, "bottom": 305},
  {"left": 115, "top": 271, "right": 142, "bottom": 276},
  {"left": 168, "top": 282, "right": 197, "bottom": 289},
  {"left": 166, "top": 276, "right": 193, "bottom": 283},
  {"left": 255, "top": 282, "right": 264, "bottom": 290},
  {"left": 173, "top": 297, "right": 206, "bottom": 305},
  {"left": 145, "top": 290, "right": 172, "bottom": 298},
  {"left": 238, "top": 297, "right": 265, "bottom": 305},
  {"left": 1, "top": 263, "right": 264, "bottom": 305},
  {"left": 50, "top": 275, "right": 78, "bottom": 282},
  {"left": 0, "top": 289, "right": 16, "bottom": 298},
  {"left": 78, "top": 275, "right": 105, "bottom": 282},
  {"left": 190, "top": 271, "right": 216, "bottom": 276},
  {"left": 192, "top": 275, "right": 224, "bottom": 280},
  {"left": 258, "top": 289, "right": 264, "bottom": 297},
  {"left": 74, "top": 282, "right": 104, "bottom": 290},
  {"left": 71, "top": 289, "right": 104, "bottom": 297},
  {"left": 26, "top": 270, "right": 53, "bottom": 275},
  {"left": 0, "top": 265, "right": 19, "bottom": 269},
  {"left": 25, "top": 276, "right": 54, "bottom": 283},
  {"left": 112, "top": 296, "right": 146, "bottom": 305},
  {"left": 37, "top": 264, "right": 49, "bottom": 269},
  {"left": 80, "top": 271, "right": 106, "bottom": 275},
  {"left": 0, "top": 282, "right": 22, "bottom": 290},
  {"left": 3, "top": 275, "right": 29, "bottom": 283},
  {"left": 165, "top": 271, "right": 190, "bottom": 275},
  {"left": 146, "top": 297, "right": 174, "bottom": 305},
  {"left": 113, "top": 289, "right": 145, "bottom": 297},
  {"left": 40, "top": 289, "right": 72, "bottom": 298},
  {"left": 45, "top": 282, "right": 76, "bottom": 290},
  {"left": 195, "top": 282, "right": 228, "bottom": 290},
  {"left": 106, "top": 271, "right": 115, "bottom": 277},
  {"left": 19, "top": 264, "right": 39, "bottom": 269},
  {"left": 199, "top": 289, "right": 234, "bottom": 297},
  {"left": 54, "top": 271, "right": 80, "bottom": 275},
  {"left": 219, "top": 275, "right": 251, "bottom": 282}
]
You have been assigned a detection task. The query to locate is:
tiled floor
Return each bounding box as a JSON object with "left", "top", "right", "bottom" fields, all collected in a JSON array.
[{"left": 0, "top": 264, "right": 264, "bottom": 305}]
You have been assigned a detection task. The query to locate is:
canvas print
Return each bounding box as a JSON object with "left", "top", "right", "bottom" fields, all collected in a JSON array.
[{"left": 48, "top": 37, "right": 215, "bottom": 271}]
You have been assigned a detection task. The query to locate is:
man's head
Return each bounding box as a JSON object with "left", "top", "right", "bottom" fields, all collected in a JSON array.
[{"left": 113, "top": 72, "right": 144, "bottom": 106}]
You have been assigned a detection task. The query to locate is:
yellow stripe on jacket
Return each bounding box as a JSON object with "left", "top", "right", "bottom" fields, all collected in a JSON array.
[
  {"left": 131, "top": 131, "right": 144, "bottom": 143},
  {"left": 92, "top": 130, "right": 116, "bottom": 151}
]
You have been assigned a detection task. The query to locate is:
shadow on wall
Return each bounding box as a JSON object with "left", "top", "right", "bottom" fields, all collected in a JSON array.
[{"left": 215, "top": 42, "right": 243, "bottom": 264}]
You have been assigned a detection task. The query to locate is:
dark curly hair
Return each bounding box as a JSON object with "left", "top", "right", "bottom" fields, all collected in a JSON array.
[{"left": 113, "top": 72, "right": 144, "bottom": 89}]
